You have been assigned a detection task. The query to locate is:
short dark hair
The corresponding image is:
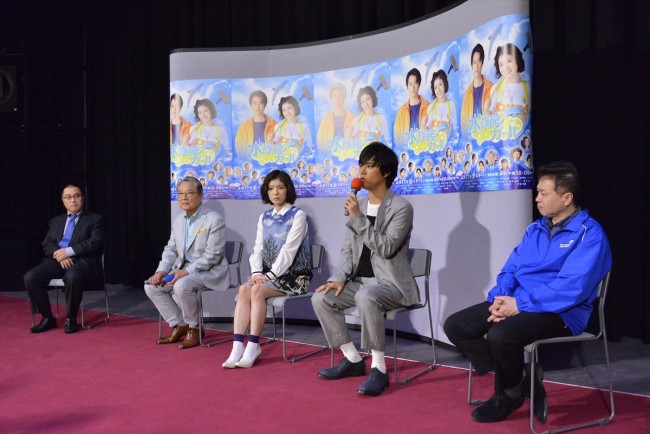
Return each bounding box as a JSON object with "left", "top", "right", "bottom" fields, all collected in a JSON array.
[
  {"left": 359, "top": 141, "right": 398, "bottom": 188},
  {"left": 249, "top": 90, "right": 268, "bottom": 106},
  {"left": 471, "top": 43, "right": 485, "bottom": 64},
  {"left": 62, "top": 184, "right": 83, "bottom": 194},
  {"left": 260, "top": 169, "right": 296, "bottom": 205},
  {"left": 536, "top": 161, "right": 581, "bottom": 205},
  {"left": 430, "top": 69, "right": 449, "bottom": 98},
  {"left": 193, "top": 98, "right": 217, "bottom": 121},
  {"left": 278, "top": 96, "right": 301, "bottom": 119},
  {"left": 180, "top": 176, "right": 203, "bottom": 196},
  {"left": 494, "top": 43, "right": 525, "bottom": 79},
  {"left": 170, "top": 93, "right": 183, "bottom": 108},
  {"left": 356, "top": 86, "right": 378, "bottom": 111},
  {"left": 406, "top": 68, "right": 422, "bottom": 86}
]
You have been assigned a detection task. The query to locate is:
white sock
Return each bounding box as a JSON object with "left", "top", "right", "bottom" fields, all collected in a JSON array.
[
  {"left": 340, "top": 342, "right": 362, "bottom": 363},
  {"left": 241, "top": 341, "right": 260, "bottom": 361},
  {"left": 371, "top": 350, "right": 386, "bottom": 373},
  {"left": 227, "top": 341, "right": 245, "bottom": 361}
]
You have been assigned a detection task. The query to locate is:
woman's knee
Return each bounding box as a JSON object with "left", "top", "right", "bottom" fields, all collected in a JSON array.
[
  {"left": 250, "top": 283, "right": 269, "bottom": 302},
  {"left": 238, "top": 283, "right": 251, "bottom": 298}
]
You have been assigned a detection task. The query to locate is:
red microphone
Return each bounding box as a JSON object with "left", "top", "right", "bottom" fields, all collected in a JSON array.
[{"left": 344, "top": 178, "right": 364, "bottom": 216}]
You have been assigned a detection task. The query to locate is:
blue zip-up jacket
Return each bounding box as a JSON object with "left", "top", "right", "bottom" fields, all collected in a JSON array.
[{"left": 487, "top": 209, "right": 612, "bottom": 335}]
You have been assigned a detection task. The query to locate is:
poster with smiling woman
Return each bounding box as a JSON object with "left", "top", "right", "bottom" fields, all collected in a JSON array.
[
  {"left": 457, "top": 14, "right": 533, "bottom": 193},
  {"left": 169, "top": 79, "right": 233, "bottom": 200}
]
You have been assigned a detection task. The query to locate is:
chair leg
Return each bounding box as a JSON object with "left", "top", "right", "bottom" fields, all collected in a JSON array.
[
  {"left": 80, "top": 287, "right": 110, "bottom": 330},
  {"left": 392, "top": 309, "right": 437, "bottom": 385},
  {"left": 55, "top": 286, "right": 61, "bottom": 319},
  {"left": 262, "top": 306, "right": 279, "bottom": 345},
  {"left": 198, "top": 291, "right": 233, "bottom": 348},
  {"left": 467, "top": 362, "right": 488, "bottom": 405},
  {"left": 278, "top": 305, "right": 325, "bottom": 363},
  {"left": 528, "top": 341, "right": 616, "bottom": 434}
]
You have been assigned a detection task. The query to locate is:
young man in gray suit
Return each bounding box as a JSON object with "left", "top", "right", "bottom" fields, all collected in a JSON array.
[
  {"left": 145, "top": 176, "right": 230, "bottom": 349},
  {"left": 312, "top": 142, "right": 418, "bottom": 396}
]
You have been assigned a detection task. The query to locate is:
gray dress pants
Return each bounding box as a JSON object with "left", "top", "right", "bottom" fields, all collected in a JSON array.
[
  {"left": 144, "top": 274, "right": 205, "bottom": 328},
  {"left": 311, "top": 277, "right": 406, "bottom": 352}
]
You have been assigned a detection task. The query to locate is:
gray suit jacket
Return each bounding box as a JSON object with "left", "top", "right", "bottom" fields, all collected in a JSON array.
[
  {"left": 156, "top": 206, "right": 230, "bottom": 291},
  {"left": 330, "top": 189, "right": 419, "bottom": 306}
]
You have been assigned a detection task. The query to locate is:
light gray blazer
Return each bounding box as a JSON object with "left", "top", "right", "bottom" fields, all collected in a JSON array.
[
  {"left": 156, "top": 206, "right": 230, "bottom": 291},
  {"left": 330, "top": 189, "right": 419, "bottom": 306}
]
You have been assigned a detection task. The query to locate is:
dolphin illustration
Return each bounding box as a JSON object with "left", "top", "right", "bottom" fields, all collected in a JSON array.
[
  {"left": 349, "top": 70, "right": 367, "bottom": 99},
  {"left": 424, "top": 51, "right": 441, "bottom": 83},
  {"left": 185, "top": 83, "right": 204, "bottom": 106},
  {"left": 271, "top": 80, "right": 289, "bottom": 105},
  {"left": 486, "top": 22, "right": 505, "bottom": 60}
]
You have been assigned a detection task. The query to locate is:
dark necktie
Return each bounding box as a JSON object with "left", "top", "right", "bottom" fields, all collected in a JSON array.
[{"left": 59, "top": 214, "right": 77, "bottom": 248}]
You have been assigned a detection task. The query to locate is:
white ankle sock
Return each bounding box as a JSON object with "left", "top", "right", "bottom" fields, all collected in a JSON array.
[
  {"left": 371, "top": 350, "right": 386, "bottom": 373},
  {"left": 241, "top": 342, "right": 260, "bottom": 361},
  {"left": 228, "top": 341, "right": 245, "bottom": 361},
  {"left": 340, "top": 342, "right": 362, "bottom": 363}
]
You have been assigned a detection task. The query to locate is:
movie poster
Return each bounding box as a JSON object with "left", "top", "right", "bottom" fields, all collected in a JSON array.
[{"left": 169, "top": 14, "right": 533, "bottom": 201}]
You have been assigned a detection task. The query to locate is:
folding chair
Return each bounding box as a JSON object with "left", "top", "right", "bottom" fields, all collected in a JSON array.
[
  {"left": 157, "top": 240, "right": 243, "bottom": 347},
  {"left": 32, "top": 255, "right": 109, "bottom": 330},
  {"left": 265, "top": 244, "right": 328, "bottom": 362},
  {"left": 331, "top": 248, "right": 437, "bottom": 384},
  {"left": 467, "top": 272, "right": 614, "bottom": 434}
]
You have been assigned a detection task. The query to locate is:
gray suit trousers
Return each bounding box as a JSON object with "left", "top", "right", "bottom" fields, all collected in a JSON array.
[
  {"left": 311, "top": 277, "right": 406, "bottom": 352},
  {"left": 144, "top": 274, "right": 205, "bottom": 328}
]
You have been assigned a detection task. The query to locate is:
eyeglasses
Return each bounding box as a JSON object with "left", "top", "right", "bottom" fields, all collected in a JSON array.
[
  {"left": 62, "top": 194, "right": 83, "bottom": 201},
  {"left": 177, "top": 191, "right": 198, "bottom": 198}
]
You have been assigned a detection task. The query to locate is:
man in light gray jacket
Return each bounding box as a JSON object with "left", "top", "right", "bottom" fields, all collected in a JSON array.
[
  {"left": 145, "top": 176, "right": 230, "bottom": 349},
  {"left": 312, "top": 142, "right": 418, "bottom": 396}
]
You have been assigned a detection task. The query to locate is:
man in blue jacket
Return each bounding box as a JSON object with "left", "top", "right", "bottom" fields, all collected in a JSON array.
[{"left": 444, "top": 161, "right": 612, "bottom": 424}]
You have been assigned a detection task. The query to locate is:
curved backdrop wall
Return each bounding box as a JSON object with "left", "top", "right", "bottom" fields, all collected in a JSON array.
[{"left": 169, "top": 0, "right": 531, "bottom": 344}]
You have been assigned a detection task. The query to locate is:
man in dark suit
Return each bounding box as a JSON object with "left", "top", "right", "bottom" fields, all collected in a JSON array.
[{"left": 24, "top": 184, "right": 107, "bottom": 334}]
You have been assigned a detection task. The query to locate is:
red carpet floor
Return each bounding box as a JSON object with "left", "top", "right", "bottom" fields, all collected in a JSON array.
[{"left": 1, "top": 295, "right": 649, "bottom": 433}]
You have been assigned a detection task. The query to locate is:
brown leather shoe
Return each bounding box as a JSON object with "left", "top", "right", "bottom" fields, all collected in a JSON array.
[
  {"left": 178, "top": 327, "right": 200, "bottom": 349},
  {"left": 157, "top": 324, "right": 189, "bottom": 344}
]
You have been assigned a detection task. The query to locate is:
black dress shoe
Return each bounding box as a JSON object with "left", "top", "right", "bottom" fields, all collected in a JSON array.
[
  {"left": 64, "top": 318, "right": 79, "bottom": 334},
  {"left": 357, "top": 367, "right": 389, "bottom": 396},
  {"left": 524, "top": 363, "right": 548, "bottom": 423},
  {"left": 318, "top": 357, "right": 366, "bottom": 380},
  {"left": 471, "top": 392, "right": 525, "bottom": 423},
  {"left": 30, "top": 316, "right": 57, "bottom": 333}
]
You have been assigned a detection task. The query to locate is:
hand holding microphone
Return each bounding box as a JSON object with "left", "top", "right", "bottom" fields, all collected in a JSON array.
[{"left": 344, "top": 178, "right": 364, "bottom": 216}]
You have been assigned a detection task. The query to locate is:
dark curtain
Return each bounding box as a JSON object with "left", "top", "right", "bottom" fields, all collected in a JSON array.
[
  {"left": 1, "top": 0, "right": 648, "bottom": 342},
  {"left": 529, "top": 0, "right": 649, "bottom": 341}
]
